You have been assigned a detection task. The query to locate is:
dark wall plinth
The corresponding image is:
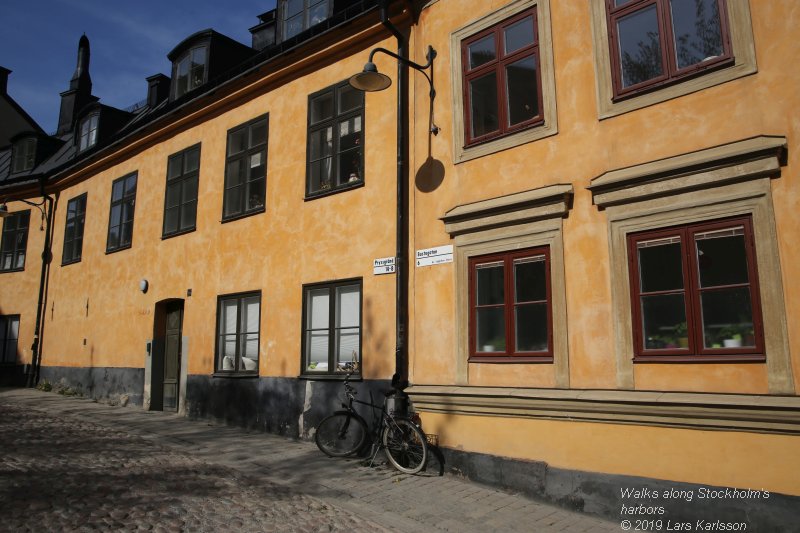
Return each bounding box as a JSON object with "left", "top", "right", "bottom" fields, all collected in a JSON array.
[{"left": 39, "top": 366, "right": 144, "bottom": 405}]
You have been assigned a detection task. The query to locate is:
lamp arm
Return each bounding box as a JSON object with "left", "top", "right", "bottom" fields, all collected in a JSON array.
[{"left": 367, "top": 46, "right": 437, "bottom": 95}]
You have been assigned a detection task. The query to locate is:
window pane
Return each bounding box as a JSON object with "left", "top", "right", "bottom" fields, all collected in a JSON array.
[
  {"left": 241, "top": 334, "right": 259, "bottom": 371},
  {"left": 641, "top": 293, "right": 687, "bottom": 350},
  {"left": 505, "top": 55, "right": 539, "bottom": 126},
  {"left": 165, "top": 183, "right": 181, "bottom": 208},
  {"left": 120, "top": 220, "right": 133, "bottom": 246},
  {"left": 516, "top": 303, "right": 548, "bottom": 352},
  {"left": 308, "top": 2, "right": 327, "bottom": 26},
  {"left": 700, "top": 288, "right": 754, "bottom": 349},
  {"left": 670, "top": 0, "right": 724, "bottom": 70},
  {"left": 335, "top": 327, "right": 360, "bottom": 371},
  {"left": 476, "top": 308, "right": 505, "bottom": 352},
  {"left": 468, "top": 34, "right": 496, "bottom": 69},
  {"left": 164, "top": 207, "right": 179, "bottom": 234},
  {"left": 109, "top": 204, "right": 122, "bottom": 228},
  {"left": 504, "top": 16, "right": 535, "bottom": 54},
  {"left": 107, "top": 226, "right": 120, "bottom": 250},
  {"left": 243, "top": 297, "right": 260, "bottom": 333},
  {"left": 182, "top": 177, "right": 198, "bottom": 204},
  {"left": 224, "top": 186, "right": 242, "bottom": 217},
  {"left": 111, "top": 180, "right": 124, "bottom": 202},
  {"left": 617, "top": 5, "right": 664, "bottom": 88},
  {"left": 338, "top": 84, "right": 362, "bottom": 113},
  {"left": 308, "top": 288, "right": 329, "bottom": 329},
  {"left": 124, "top": 175, "right": 137, "bottom": 196},
  {"left": 336, "top": 285, "right": 360, "bottom": 328},
  {"left": 226, "top": 158, "right": 243, "bottom": 187},
  {"left": 167, "top": 155, "right": 183, "bottom": 180},
  {"left": 248, "top": 152, "right": 265, "bottom": 179},
  {"left": 179, "top": 201, "right": 196, "bottom": 229},
  {"left": 338, "top": 118, "right": 361, "bottom": 152},
  {"left": 250, "top": 119, "right": 268, "bottom": 148},
  {"left": 306, "top": 331, "right": 329, "bottom": 369},
  {"left": 476, "top": 262, "right": 504, "bottom": 305},
  {"left": 222, "top": 299, "right": 238, "bottom": 335},
  {"left": 228, "top": 129, "right": 247, "bottom": 156},
  {"left": 637, "top": 237, "right": 684, "bottom": 292},
  {"left": 470, "top": 72, "right": 499, "bottom": 138},
  {"left": 338, "top": 148, "right": 362, "bottom": 186},
  {"left": 695, "top": 227, "right": 748, "bottom": 287},
  {"left": 310, "top": 92, "right": 334, "bottom": 124},
  {"left": 514, "top": 256, "right": 546, "bottom": 302},
  {"left": 14, "top": 251, "right": 25, "bottom": 269},
  {"left": 286, "top": 0, "right": 303, "bottom": 17},
  {"left": 185, "top": 148, "right": 200, "bottom": 173},
  {"left": 247, "top": 179, "right": 265, "bottom": 211},
  {"left": 285, "top": 13, "right": 303, "bottom": 38},
  {"left": 310, "top": 127, "right": 333, "bottom": 160},
  {"left": 310, "top": 158, "right": 333, "bottom": 192}
]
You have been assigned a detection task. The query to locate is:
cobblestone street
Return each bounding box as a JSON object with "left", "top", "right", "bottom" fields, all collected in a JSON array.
[{"left": 0, "top": 389, "right": 618, "bottom": 532}]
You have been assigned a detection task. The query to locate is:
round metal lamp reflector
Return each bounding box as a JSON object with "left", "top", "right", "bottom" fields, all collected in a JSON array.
[{"left": 349, "top": 62, "right": 392, "bottom": 92}]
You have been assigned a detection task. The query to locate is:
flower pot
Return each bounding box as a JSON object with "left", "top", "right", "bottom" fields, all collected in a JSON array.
[{"left": 723, "top": 338, "right": 742, "bottom": 348}]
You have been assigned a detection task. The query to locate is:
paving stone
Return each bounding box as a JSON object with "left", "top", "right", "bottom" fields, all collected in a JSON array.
[{"left": 0, "top": 388, "right": 617, "bottom": 532}]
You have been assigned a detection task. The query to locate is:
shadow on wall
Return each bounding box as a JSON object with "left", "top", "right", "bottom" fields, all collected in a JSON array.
[{"left": 415, "top": 156, "right": 445, "bottom": 193}]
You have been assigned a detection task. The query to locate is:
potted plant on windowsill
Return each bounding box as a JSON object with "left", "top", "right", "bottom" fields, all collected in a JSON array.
[
  {"left": 674, "top": 322, "right": 689, "bottom": 348},
  {"left": 719, "top": 325, "right": 743, "bottom": 348}
]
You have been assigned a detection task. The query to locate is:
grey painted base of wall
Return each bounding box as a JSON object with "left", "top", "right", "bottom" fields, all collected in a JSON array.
[
  {"left": 39, "top": 366, "right": 144, "bottom": 406},
  {"left": 185, "top": 374, "right": 393, "bottom": 439},
  {"left": 440, "top": 447, "right": 799, "bottom": 532}
]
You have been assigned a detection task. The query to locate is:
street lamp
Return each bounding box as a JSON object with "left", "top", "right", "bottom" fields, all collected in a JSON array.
[{"left": 347, "top": 6, "right": 439, "bottom": 394}]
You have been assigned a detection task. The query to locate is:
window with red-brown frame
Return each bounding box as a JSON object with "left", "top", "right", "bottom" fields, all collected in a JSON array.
[
  {"left": 461, "top": 7, "right": 543, "bottom": 147},
  {"left": 628, "top": 216, "right": 764, "bottom": 362},
  {"left": 469, "top": 247, "right": 552, "bottom": 362},
  {"left": 606, "top": 0, "right": 732, "bottom": 100}
]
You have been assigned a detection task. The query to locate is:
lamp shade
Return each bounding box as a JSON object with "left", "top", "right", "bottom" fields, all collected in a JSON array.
[{"left": 349, "top": 62, "right": 392, "bottom": 92}]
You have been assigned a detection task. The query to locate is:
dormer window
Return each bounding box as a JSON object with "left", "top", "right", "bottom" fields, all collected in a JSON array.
[
  {"left": 173, "top": 46, "right": 207, "bottom": 99},
  {"left": 78, "top": 114, "right": 98, "bottom": 151},
  {"left": 11, "top": 138, "right": 36, "bottom": 173},
  {"left": 283, "top": 0, "right": 329, "bottom": 40}
]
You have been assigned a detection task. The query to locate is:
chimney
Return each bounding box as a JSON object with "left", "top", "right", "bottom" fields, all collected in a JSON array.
[
  {"left": 0, "top": 66, "right": 9, "bottom": 95},
  {"left": 146, "top": 74, "right": 171, "bottom": 108},
  {"left": 57, "top": 34, "right": 96, "bottom": 135}
]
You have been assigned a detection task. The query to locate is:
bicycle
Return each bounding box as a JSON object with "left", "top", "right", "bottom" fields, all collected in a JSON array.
[{"left": 314, "top": 370, "right": 428, "bottom": 474}]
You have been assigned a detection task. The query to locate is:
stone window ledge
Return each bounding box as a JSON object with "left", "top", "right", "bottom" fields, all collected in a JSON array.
[{"left": 406, "top": 385, "right": 800, "bottom": 435}]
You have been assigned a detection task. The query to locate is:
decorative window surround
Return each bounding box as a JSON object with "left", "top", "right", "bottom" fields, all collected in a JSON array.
[
  {"left": 405, "top": 385, "right": 800, "bottom": 435},
  {"left": 589, "top": 0, "right": 757, "bottom": 119},
  {"left": 450, "top": 0, "right": 557, "bottom": 163},
  {"left": 588, "top": 135, "right": 792, "bottom": 394},
  {"left": 442, "top": 184, "right": 572, "bottom": 386}
]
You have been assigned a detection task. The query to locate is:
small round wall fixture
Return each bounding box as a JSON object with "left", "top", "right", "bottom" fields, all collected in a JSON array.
[{"left": 139, "top": 279, "right": 149, "bottom": 293}]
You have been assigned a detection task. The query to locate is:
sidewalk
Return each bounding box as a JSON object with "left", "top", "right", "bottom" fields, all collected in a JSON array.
[{"left": 0, "top": 388, "right": 618, "bottom": 532}]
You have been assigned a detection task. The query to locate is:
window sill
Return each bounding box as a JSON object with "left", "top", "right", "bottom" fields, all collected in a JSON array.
[
  {"left": 298, "top": 373, "right": 362, "bottom": 381},
  {"left": 105, "top": 243, "right": 133, "bottom": 255},
  {"left": 221, "top": 207, "right": 265, "bottom": 224},
  {"left": 304, "top": 180, "right": 364, "bottom": 201},
  {"left": 0, "top": 268, "right": 25, "bottom": 274},
  {"left": 634, "top": 354, "right": 766, "bottom": 364},
  {"left": 162, "top": 226, "right": 197, "bottom": 240},
  {"left": 61, "top": 258, "right": 82, "bottom": 267},
  {"left": 212, "top": 372, "right": 260, "bottom": 379},
  {"left": 470, "top": 355, "right": 554, "bottom": 364}
]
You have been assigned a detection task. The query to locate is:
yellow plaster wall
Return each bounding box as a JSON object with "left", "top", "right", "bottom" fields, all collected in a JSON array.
[
  {"left": 38, "top": 33, "right": 403, "bottom": 380},
  {"left": 0, "top": 199, "right": 47, "bottom": 366},
  {"left": 408, "top": 0, "right": 800, "bottom": 395},
  {"left": 423, "top": 411, "right": 800, "bottom": 496}
]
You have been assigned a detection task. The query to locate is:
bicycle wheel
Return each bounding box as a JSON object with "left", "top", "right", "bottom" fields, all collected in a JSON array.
[
  {"left": 315, "top": 412, "right": 368, "bottom": 457},
  {"left": 382, "top": 418, "right": 428, "bottom": 474}
]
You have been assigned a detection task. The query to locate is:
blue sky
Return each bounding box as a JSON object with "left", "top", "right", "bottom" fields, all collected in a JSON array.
[{"left": 0, "top": 0, "right": 277, "bottom": 133}]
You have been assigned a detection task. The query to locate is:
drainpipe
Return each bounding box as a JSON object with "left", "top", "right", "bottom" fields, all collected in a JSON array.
[
  {"left": 380, "top": 0, "right": 409, "bottom": 392},
  {"left": 26, "top": 178, "right": 54, "bottom": 388}
]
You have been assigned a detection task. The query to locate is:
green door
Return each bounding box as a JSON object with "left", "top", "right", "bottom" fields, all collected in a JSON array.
[{"left": 163, "top": 301, "right": 183, "bottom": 412}]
